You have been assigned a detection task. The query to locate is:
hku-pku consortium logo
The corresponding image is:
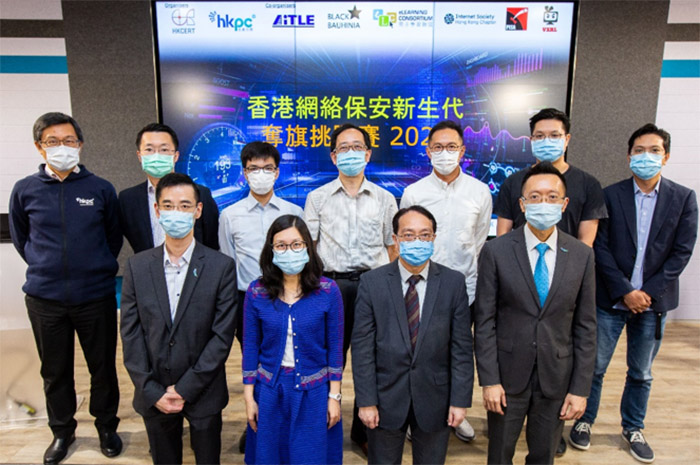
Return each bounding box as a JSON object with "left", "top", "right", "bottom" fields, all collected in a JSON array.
[{"left": 209, "top": 11, "right": 255, "bottom": 31}]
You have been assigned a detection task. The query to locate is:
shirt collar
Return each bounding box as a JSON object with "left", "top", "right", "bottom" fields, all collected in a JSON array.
[
  {"left": 44, "top": 164, "right": 80, "bottom": 181},
  {"left": 331, "top": 176, "right": 372, "bottom": 196},
  {"left": 164, "top": 238, "right": 196, "bottom": 267},
  {"left": 147, "top": 178, "right": 156, "bottom": 194},
  {"left": 243, "top": 192, "right": 282, "bottom": 212},
  {"left": 398, "top": 257, "right": 431, "bottom": 283},
  {"left": 523, "top": 223, "right": 558, "bottom": 253},
  {"left": 429, "top": 169, "right": 464, "bottom": 189},
  {"left": 633, "top": 177, "right": 660, "bottom": 197}
]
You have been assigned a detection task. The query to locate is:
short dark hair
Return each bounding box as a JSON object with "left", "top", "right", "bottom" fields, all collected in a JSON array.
[
  {"left": 240, "top": 141, "right": 280, "bottom": 167},
  {"left": 33, "top": 112, "right": 83, "bottom": 142},
  {"left": 520, "top": 161, "right": 567, "bottom": 196},
  {"left": 627, "top": 123, "right": 671, "bottom": 154},
  {"left": 392, "top": 205, "right": 438, "bottom": 235},
  {"left": 136, "top": 123, "right": 180, "bottom": 150},
  {"left": 529, "top": 108, "right": 571, "bottom": 134},
  {"left": 428, "top": 120, "right": 463, "bottom": 143},
  {"left": 155, "top": 172, "right": 200, "bottom": 203},
  {"left": 259, "top": 215, "right": 323, "bottom": 300},
  {"left": 330, "top": 123, "right": 371, "bottom": 152}
]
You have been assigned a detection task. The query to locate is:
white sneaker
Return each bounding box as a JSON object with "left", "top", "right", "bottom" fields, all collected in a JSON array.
[{"left": 454, "top": 418, "right": 476, "bottom": 442}]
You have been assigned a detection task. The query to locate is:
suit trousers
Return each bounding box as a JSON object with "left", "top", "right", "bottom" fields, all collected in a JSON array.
[
  {"left": 143, "top": 411, "right": 222, "bottom": 465},
  {"left": 487, "top": 368, "right": 564, "bottom": 465},
  {"left": 25, "top": 294, "right": 120, "bottom": 438},
  {"left": 235, "top": 290, "right": 246, "bottom": 348},
  {"left": 367, "top": 405, "right": 451, "bottom": 465}
]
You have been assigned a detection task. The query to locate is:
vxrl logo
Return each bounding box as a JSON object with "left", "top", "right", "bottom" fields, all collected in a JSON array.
[{"left": 76, "top": 197, "right": 94, "bottom": 207}]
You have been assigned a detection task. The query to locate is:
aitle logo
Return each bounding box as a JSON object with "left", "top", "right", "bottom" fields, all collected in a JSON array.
[
  {"left": 505, "top": 7, "right": 528, "bottom": 30},
  {"left": 273, "top": 14, "right": 315, "bottom": 28},
  {"left": 209, "top": 11, "right": 255, "bottom": 31}
]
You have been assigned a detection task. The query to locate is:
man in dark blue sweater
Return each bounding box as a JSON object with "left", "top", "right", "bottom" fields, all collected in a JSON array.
[{"left": 9, "top": 112, "right": 123, "bottom": 465}]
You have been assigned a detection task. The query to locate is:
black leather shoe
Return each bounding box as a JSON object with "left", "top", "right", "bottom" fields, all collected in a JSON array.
[
  {"left": 556, "top": 435, "right": 567, "bottom": 457},
  {"left": 99, "top": 431, "right": 123, "bottom": 458},
  {"left": 44, "top": 434, "right": 75, "bottom": 464}
]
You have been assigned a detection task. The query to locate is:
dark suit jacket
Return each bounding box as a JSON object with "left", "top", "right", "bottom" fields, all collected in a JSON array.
[
  {"left": 352, "top": 260, "right": 473, "bottom": 432},
  {"left": 119, "top": 181, "right": 220, "bottom": 253},
  {"left": 594, "top": 177, "right": 698, "bottom": 312},
  {"left": 120, "top": 242, "right": 237, "bottom": 418},
  {"left": 474, "top": 227, "right": 596, "bottom": 400}
]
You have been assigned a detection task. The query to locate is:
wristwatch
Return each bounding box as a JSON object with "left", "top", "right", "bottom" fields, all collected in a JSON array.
[{"left": 328, "top": 392, "right": 342, "bottom": 401}]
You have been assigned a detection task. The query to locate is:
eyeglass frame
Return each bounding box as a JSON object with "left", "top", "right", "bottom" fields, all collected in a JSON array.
[
  {"left": 520, "top": 193, "right": 567, "bottom": 204},
  {"left": 396, "top": 232, "right": 436, "bottom": 242},
  {"left": 271, "top": 240, "right": 307, "bottom": 253},
  {"left": 40, "top": 137, "right": 82, "bottom": 148},
  {"left": 333, "top": 144, "right": 368, "bottom": 154}
]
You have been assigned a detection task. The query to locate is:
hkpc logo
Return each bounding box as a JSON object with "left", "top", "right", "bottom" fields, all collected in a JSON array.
[{"left": 209, "top": 11, "right": 255, "bottom": 31}]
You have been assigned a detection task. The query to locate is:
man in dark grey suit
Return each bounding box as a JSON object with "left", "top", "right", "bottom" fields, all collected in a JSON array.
[
  {"left": 475, "top": 162, "right": 597, "bottom": 465},
  {"left": 120, "top": 173, "right": 237, "bottom": 465},
  {"left": 352, "top": 205, "right": 473, "bottom": 465}
]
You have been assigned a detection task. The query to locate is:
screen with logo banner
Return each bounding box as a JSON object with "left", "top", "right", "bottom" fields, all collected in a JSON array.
[{"left": 154, "top": 1, "right": 577, "bottom": 209}]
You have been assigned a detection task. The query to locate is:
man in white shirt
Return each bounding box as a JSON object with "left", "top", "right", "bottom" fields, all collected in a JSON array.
[
  {"left": 304, "top": 123, "right": 398, "bottom": 454},
  {"left": 400, "top": 119, "right": 492, "bottom": 442}
]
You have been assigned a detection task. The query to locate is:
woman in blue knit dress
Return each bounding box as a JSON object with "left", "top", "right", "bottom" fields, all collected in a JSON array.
[{"left": 242, "top": 214, "right": 344, "bottom": 464}]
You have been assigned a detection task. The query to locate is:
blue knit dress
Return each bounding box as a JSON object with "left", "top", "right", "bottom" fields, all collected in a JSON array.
[{"left": 242, "top": 277, "right": 344, "bottom": 464}]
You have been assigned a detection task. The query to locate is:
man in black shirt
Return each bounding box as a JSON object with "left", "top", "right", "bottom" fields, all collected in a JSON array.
[
  {"left": 495, "top": 108, "right": 607, "bottom": 247},
  {"left": 493, "top": 108, "right": 607, "bottom": 456}
]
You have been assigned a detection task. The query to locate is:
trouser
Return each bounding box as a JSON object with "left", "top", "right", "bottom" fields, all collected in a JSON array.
[
  {"left": 143, "top": 411, "right": 222, "bottom": 465},
  {"left": 487, "top": 369, "right": 564, "bottom": 465},
  {"left": 234, "top": 290, "right": 246, "bottom": 349},
  {"left": 367, "top": 405, "right": 451, "bottom": 465},
  {"left": 580, "top": 307, "right": 666, "bottom": 431},
  {"left": 25, "top": 294, "right": 120, "bottom": 438}
]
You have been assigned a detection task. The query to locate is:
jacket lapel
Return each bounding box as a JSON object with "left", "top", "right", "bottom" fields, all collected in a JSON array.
[
  {"left": 413, "top": 261, "right": 439, "bottom": 359},
  {"left": 387, "top": 261, "right": 413, "bottom": 355},
  {"left": 620, "top": 178, "right": 638, "bottom": 247},
  {"left": 171, "top": 243, "right": 206, "bottom": 332},
  {"left": 541, "top": 232, "right": 570, "bottom": 315},
  {"left": 512, "top": 228, "right": 541, "bottom": 312},
  {"left": 647, "top": 177, "right": 671, "bottom": 245},
  {"left": 149, "top": 246, "right": 172, "bottom": 330}
]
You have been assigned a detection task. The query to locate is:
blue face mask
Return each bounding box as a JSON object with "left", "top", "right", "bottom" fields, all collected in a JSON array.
[
  {"left": 336, "top": 150, "right": 367, "bottom": 177},
  {"left": 531, "top": 138, "right": 566, "bottom": 162},
  {"left": 629, "top": 152, "right": 663, "bottom": 180},
  {"left": 524, "top": 202, "right": 563, "bottom": 231},
  {"left": 399, "top": 240, "right": 434, "bottom": 266},
  {"left": 158, "top": 210, "right": 195, "bottom": 239},
  {"left": 272, "top": 248, "right": 309, "bottom": 275}
]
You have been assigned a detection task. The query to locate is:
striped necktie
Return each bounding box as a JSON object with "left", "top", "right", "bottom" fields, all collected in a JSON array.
[{"left": 405, "top": 274, "right": 422, "bottom": 351}]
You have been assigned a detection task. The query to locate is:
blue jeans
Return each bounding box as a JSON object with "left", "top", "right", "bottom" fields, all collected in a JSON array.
[{"left": 581, "top": 307, "right": 666, "bottom": 431}]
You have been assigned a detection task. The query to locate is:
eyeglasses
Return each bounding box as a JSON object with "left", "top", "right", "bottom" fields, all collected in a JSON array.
[
  {"left": 272, "top": 241, "right": 307, "bottom": 253},
  {"left": 245, "top": 165, "right": 277, "bottom": 174},
  {"left": 428, "top": 144, "right": 462, "bottom": 152},
  {"left": 531, "top": 133, "right": 566, "bottom": 141},
  {"left": 40, "top": 137, "right": 81, "bottom": 148},
  {"left": 141, "top": 147, "right": 176, "bottom": 155},
  {"left": 397, "top": 233, "right": 435, "bottom": 242},
  {"left": 334, "top": 144, "right": 367, "bottom": 154},
  {"left": 158, "top": 203, "right": 196, "bottom": 212},
  {"left": 521, "top": 194, "right": 566, "bottom": 204}
]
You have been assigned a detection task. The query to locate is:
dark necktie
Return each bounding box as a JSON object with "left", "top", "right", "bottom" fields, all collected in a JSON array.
[{"left": 405, "top": 275, "right": 422, "bottom": 351}]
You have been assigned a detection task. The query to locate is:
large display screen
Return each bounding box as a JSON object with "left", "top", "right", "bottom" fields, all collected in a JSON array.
[{"left": 154, "top": 1, "right": 577, "bottom": 209}]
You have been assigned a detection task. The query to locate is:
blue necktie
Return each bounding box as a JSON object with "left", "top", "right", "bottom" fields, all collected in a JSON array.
[{"left": 534, "top": 243, "right": 549, "bottom": 307}]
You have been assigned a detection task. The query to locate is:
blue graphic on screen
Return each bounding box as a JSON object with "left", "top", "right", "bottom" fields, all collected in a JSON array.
[{"left": 154, "top": 1, "right": 576, "bottom": 209}]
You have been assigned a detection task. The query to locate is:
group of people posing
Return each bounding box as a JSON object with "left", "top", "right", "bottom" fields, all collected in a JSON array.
[{"left": 8, "top": 108, "right": 698, "bottom": 465}]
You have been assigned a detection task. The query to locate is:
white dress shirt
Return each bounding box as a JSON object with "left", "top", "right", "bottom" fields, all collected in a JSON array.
[
  {"left": 304, "top": 177, "right": 397, "bottom": 272},
  {"left": 147, "top": 180, "right": 166, "bottom": 248},
  {"left": 523, "top": 224, "right": 558, "bottom": 289},
  {"left": 398, "top": 259, "right": 431, "bottom": 318},
  {"left": 400, "top": 170, "right": 492, "bottom": 304},
  {"left": 219, "top": 193, "right": 303, "bottom": 291},
  {"left": 163, "top": 238, "right": 196, "bottom": 321}
]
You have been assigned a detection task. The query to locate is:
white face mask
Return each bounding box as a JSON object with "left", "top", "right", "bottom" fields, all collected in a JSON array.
[
  {"left": 45, "top": 145, "right": 80, "bottom": 172},
  {"left": 247, "top": 170, "right": 276, "bottom": 195},
  {"left": 430, "top": 150, "right": 461, "bottom": 175}
]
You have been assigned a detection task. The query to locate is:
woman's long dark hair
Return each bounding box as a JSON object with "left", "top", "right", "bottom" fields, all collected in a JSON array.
[{"left": 259, "top": 214, "right": 324, "bottom": 299}]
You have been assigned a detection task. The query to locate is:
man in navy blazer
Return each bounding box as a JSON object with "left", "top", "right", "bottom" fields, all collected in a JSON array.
[
  {"left": 120, "top": 173, "right": 236, "bottom": 464},
  {"left": 119, "top": 123, "right": 219, "bottom": 253},
  {"left": 569, "top": 124, "right": 697, "bottom": 464},
  {"left": 352, "top": 206, "right": 473, "bottom": 465}
]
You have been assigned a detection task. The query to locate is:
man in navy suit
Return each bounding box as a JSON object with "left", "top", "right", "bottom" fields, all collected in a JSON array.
[
  {"left": 569, "top": 124, "right": 698, "bottom": 463},
  {"left": 119, "top": 123, "right": 219, "bottom": 253}
]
